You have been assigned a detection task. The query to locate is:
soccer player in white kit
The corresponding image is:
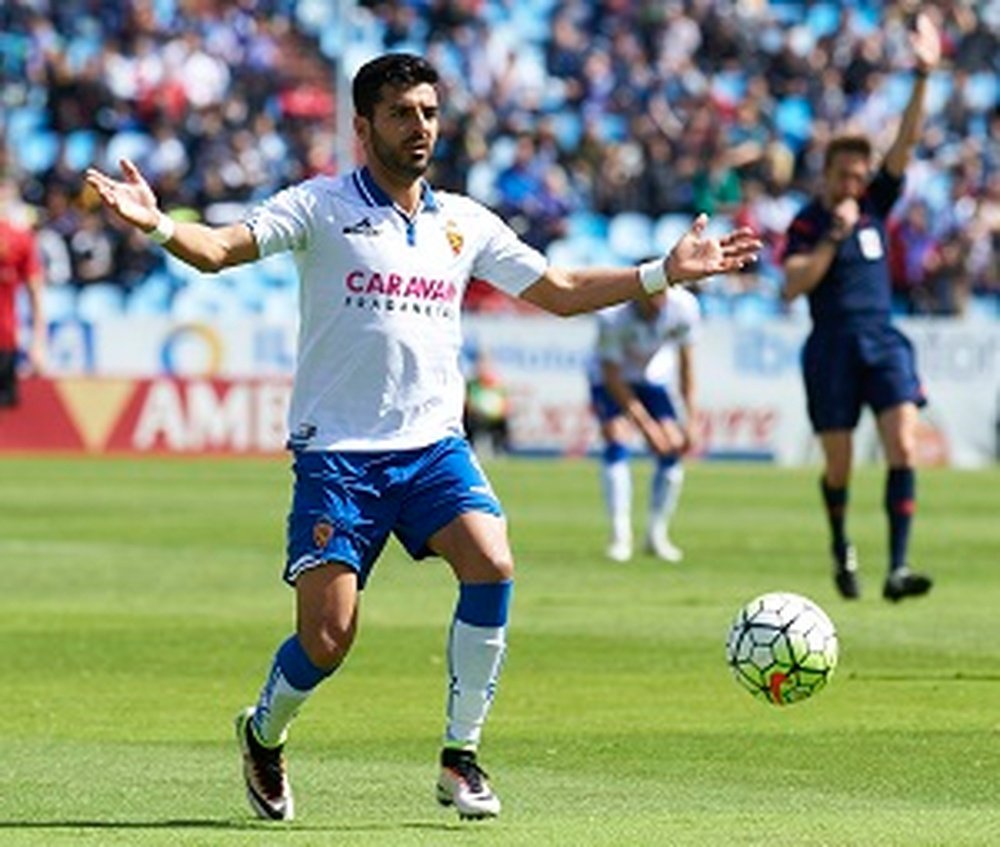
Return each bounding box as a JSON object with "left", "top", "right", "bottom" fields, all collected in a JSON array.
[
  {"left": 85, "top": 53, "right": 760, "bottom": 822},
  {"left": 589, "top": 285, "right": 700, "bottom": 563}
]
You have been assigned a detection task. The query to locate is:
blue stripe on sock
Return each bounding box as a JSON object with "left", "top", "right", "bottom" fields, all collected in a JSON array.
[
  {"left": 456, "top": 581, "right": 512, "bottom": 628},
  {"left": 603, "top": 442, "right": 628, "bottom": 464},
  {"left": 276, "top": 635, "right": 332, "bottom": 691},
  {"left": 656, "top": 454, "right": 679, "bottom": 471}
]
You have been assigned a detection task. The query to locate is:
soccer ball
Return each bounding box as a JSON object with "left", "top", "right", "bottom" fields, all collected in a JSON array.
[{"left": 725, "top": 592, "right": 838, "bottom": 706}]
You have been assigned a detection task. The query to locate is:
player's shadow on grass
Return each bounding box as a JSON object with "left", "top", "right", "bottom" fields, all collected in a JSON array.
[{"left": 0, "top": 819, "right": 471, "bottom": 833}]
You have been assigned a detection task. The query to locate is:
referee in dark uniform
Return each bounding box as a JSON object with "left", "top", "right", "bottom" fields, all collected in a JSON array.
[{"left": 782, "top": 12, "right": 940, "bottom": 602}]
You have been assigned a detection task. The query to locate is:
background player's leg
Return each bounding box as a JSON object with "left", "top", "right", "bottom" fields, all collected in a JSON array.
[
  {"left": 877, "top": 403, "right": 932, "bottom": 601},
  {"left": 599, "top": 417, "right": 633, "bottom": 562},
  {"left": 819, "top": 430, "right": 859, "bottom": 598},
  {"left": 646, "top": 453, "right": 684, "bottom": 562}
]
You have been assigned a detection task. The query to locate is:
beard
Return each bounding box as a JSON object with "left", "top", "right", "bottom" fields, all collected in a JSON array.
[{"left": 370, "top": 128, "right": 432, "bottom": 181}]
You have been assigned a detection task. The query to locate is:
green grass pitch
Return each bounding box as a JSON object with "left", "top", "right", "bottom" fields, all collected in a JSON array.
[{"left": 1, "top": 455, "right": 998, "bottom": 846}]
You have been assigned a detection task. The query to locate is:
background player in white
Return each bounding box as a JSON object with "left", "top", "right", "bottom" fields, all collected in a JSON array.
[
  {"left": 85, "top": 53, "right": 759, "bottom": 822},
  {"left": 589, "top": 284, "right": 700, "bottom": 563}
]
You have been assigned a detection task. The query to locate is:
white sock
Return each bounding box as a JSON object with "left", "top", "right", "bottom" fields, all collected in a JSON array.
[
  {"left": 649, "top": 463, "right": 684, "bottom": 540},
  {"left": 253, "top": 665, "right": 313, "bottom": 747},
  {"left": 445, "top": 619, "right": 507, "bottom": 748},
  {"left": 601, "top": 459, "right": 632, "bottom": 543}
]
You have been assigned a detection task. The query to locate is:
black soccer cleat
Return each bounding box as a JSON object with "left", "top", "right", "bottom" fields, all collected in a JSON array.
[
  {"left": 882, "top": 568, "right": 933, "bottom": 602},
  {"left": 832, "top": 543, "right": 861, "bottom": 600},
  {"left": 235, "top": 707, "right": 294, "bottom": 821},
  {"left": 436, "top": 748, "right": 501, "bottom": 819}
]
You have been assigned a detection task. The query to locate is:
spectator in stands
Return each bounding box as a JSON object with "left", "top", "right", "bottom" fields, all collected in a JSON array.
[
  {"left": 0, "top": 179, "right": 45, "bottom": 407},
  {"left": 888, "top": 199, "right": 940, "bottom": 313},
  {"left": 0, "top": 0, "right": 994, "bottom": 315}
]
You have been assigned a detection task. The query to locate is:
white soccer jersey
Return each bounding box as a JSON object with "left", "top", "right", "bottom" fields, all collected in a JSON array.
[
  {"left": 246, "top": 167, "right": 548, "bottom": 450},
  {"left": 589, "top": 287, "right": 701, "bottom": 387}
]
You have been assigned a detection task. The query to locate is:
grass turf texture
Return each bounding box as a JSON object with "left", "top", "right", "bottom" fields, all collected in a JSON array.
[{"left": 1, "top": 455, "right": 998, "bottom": 846}]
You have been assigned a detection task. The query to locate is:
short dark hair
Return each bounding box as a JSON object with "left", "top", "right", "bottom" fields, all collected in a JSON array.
[
  {"left": 824, "top": 134, "right": 873, "bottom": 171},
  {"left": 352, "top": 53, "right": 439, "bottom": 119}
]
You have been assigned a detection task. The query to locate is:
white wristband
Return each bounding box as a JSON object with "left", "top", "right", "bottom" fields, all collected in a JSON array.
[
  {"left": 147, "top": 212, "right": 176, "bottom": 245},
  {"left": 638, "top": 258, "right": 668, "bottom": 294}
]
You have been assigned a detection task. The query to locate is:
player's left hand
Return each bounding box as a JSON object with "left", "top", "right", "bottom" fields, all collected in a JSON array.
[
  {"left": 666, "top": 214, "right": 761, "bottom": 285},
  {"left": 27, "top": 337, "right": 45, "bottom": 375},
  {"left": 910, "top": 11, "right": 941, "bottom": 73}
]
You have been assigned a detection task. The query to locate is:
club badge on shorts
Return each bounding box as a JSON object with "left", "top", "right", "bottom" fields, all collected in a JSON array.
[{"left": 313, "top": 517, "right": 335, "bottom": 549}]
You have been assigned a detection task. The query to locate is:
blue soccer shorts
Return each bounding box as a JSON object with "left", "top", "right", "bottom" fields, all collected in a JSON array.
[
  {"left": 589, "top": 381, "right": 678, "bottom": 423},
  {"left": 802, "top": 323, "right": 927, "bottom": 433},
  {"left": 284, "top": 436, "right": 503, "bottom": 588}
]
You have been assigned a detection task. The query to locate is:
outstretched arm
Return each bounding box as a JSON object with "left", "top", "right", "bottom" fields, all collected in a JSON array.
[
  {"left": 85, "top": 158, "right": 259, "bottom": 273},
  {"left": 883, "top": 12, "right": 940, "bottom": 178},
  {"left": 520, "top": 213, "right": 761, "bottom": 316}
]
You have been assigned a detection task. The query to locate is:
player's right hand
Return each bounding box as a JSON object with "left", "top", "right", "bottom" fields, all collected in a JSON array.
[
  {"left": 84, "top": 158, "right": 160, "bottom": 233},
  {"left": 830, "top": 197, "right": 859, "bottom": 238}
]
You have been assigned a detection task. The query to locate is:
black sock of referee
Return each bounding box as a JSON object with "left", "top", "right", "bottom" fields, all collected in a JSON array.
[
  {"left": 820, "top": 476, "right": 850, "bottom": 561},
  {"left": 885, "top": 467, "right": 915, "bottom": 573}
]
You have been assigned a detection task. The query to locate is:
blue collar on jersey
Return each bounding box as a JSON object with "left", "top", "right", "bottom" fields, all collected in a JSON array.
[
  {"left": 352, "top": 167, "right": 438, "bottom": 246},
  {"left": 353, "top": 166, "right": 439, "bottom": 213}
]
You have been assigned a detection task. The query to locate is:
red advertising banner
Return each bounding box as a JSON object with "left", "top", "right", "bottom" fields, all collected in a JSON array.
[{"left": 0, "top": 377, "right": 292, "bottom": 454}]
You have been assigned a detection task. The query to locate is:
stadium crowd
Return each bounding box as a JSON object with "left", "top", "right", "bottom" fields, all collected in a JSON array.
[{"left": 1, "top": 0, "right": 997, "bottom": 322}]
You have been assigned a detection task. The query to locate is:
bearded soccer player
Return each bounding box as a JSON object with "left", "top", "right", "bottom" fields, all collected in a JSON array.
[
  {"left": 86, "top": 53, "right": 760, "bottom": 821},
  {"left": 782, "top": 13, "right": 940, "bottom": 603}
]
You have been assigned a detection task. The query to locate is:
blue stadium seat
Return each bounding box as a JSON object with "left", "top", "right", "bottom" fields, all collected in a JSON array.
[
  {"left": 774, "top": 96, "right": 813, "bottom": 153},
  {"left": 550, "top": 110, "right": 582, "bottom": 151},
  {"left": 126, "top": 272, "right": 174, "bottom": 316},
  {"left": 608, "top": 211, "right": 654, "bottom": 263},
  {"left": 40, "top": 285, "right": 78, "bottom": 323},
  {"left": 64, "top": 129, "right": 99, "bottom": 171},
  {"left": 466, "top": 160, "right": 499, "bottom": 205},
  {"left": 261, "top": 288, "right": 299, "bottom": 322},
  {"left": 170, "top": 278, "right": 242, "bottom": 320},
  {"left": 4, "top": 104, "right": 46, "bottom": 148},
  {"left": 19, "top": 129, "right": 60, "bottom": 174},
  {"left": 696, "top": 290, "right": 733, "bottom": 318},
  {"left": 966, "top": 72, "right": 998, "bottom": 114},
  {"left": 104, "top": 130, "right": 154, "bottom": 170},
  {"left": 653, "top": 213, "right": 691, "bottom": 254},
  {"left": 546, "top": 235, "right": 619, "bottom": 268},
  {"left": 76, "top": 283, "right": 126, "bottom": 321},
  {"left": 732, "top": 291, "right": 780, "bottom": 324},
  {"left": 567, "top": 210, "right": 608, "bottom": 241},
  {"left": 806, "top": 3, "right": 840, "bottom": 38}
]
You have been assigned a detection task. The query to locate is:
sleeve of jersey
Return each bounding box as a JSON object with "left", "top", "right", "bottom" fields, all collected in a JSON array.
[
  {"left": 470, "top": 205, "right": 548, "bottom": 296},
  {"left": 244, "top": 182, "right": 314, "bottom": 258},
  {"left": 595, "top": 317, "right": 625, "bottom": 365},
  {"left": 781, "top": 213, "right": 819, "bottom": 261},
  {"left": 866, "top": 168, "right": 904, "bottom": 219},
  {"left": 679, "top": 292, "right": 701, "bottom": 344}
]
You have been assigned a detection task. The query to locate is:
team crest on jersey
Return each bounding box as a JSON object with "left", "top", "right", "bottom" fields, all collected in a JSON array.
[
  {"left": 444, "top": 220, "right": 464, "bottom": 255},
  {"left": 313, "top": 517, "right": 335, "bottom": 548}
]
